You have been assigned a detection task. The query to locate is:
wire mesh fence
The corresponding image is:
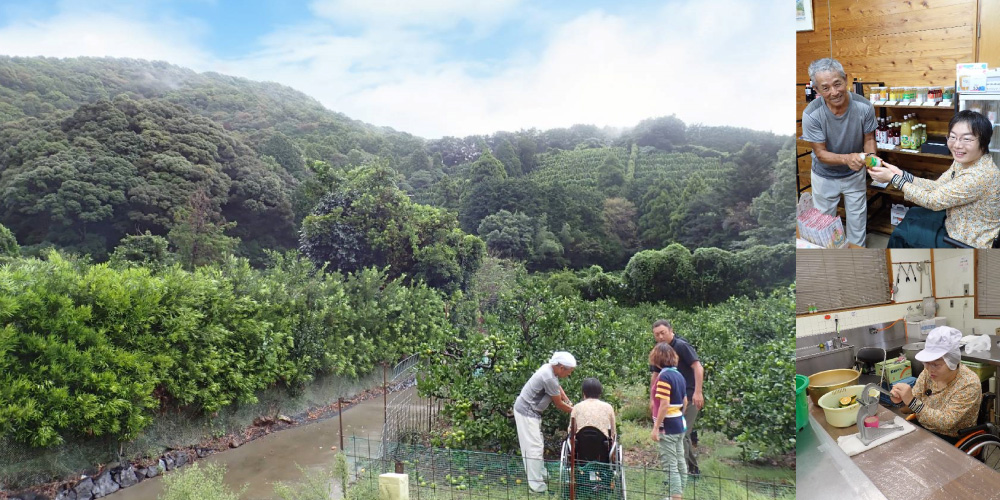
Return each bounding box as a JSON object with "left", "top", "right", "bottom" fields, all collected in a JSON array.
[
  {"left": 379, "top": 354, "right": 441, "bottom": 457},
  {"left": 346, "top": 436, "right": 794, "bottom": 500}
]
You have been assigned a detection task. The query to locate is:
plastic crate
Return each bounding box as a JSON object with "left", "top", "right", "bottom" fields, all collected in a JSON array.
[{"left": 962, "top": 360, "right": 996, "bottom": 382}]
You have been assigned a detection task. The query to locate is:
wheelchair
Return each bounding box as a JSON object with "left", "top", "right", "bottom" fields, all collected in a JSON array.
[
  {"left": 557, "top": 423, "right": 626, "bottom": 500},
  {"left": 956, "top": 392, "right": 1000, "bottom": 470}
]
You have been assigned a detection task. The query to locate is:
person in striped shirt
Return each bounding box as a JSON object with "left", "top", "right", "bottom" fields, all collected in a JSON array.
[{"left": 649, "top": 342, "right": 688, "bottom": 500}]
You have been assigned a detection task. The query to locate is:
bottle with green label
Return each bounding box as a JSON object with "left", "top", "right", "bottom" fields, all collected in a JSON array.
[{"left": 901, "top": 114, "right": 912, "bottom": 149}]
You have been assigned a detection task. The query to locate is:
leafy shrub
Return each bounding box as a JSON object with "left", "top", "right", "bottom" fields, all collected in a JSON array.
[
  {"left": 108, "top": 231, "right": 175, "bottom": 270},
  {"left": 419, "top": 280, "right": 795, "bottom": 458},
  {"left": 0, "top": 253, "right": 157, "bottom": 447},
  {"left": 159, "top": 462, "right": 243, "bottom": 500},
  {"left": 0, "top": 223, "right": 19, "bottom": 258},
  {"left": 622, "top": 243, "right": 794, "bottom": 305},
  {"left": 0, "top": 249, "right": 455, "bottom": 446}
]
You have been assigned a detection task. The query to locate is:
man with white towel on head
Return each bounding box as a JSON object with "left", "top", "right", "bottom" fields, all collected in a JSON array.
[{"left": 513, "top": 351, "right": 576, "bottom": 493}]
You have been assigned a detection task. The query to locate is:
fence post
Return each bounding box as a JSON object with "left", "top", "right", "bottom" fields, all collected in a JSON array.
[
  {"left": 383, "top": 362, "right": 389, "bottom": 463},
  {"left": 339, "top": 398, "right": 345, "bottom": 453},
  {"left": 569, "top": 417, "right": 576, "bottom": 500}
]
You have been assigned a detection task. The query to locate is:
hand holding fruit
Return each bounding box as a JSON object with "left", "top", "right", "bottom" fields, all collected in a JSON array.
[
  {"left": 868, "top": 160, "right": 903, "bottom": 184},
  {"left": 846, "top": 152, "right": 866, "bottom": 171}
]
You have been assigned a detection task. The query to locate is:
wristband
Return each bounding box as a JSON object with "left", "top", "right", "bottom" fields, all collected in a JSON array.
[{"left": 908, "top": 397, "right": 925, "bottom": 414}]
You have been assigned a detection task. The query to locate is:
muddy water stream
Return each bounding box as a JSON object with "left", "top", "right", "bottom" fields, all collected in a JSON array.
[{"left": 107, "top": 387, "right": 419, "bottom": 500}]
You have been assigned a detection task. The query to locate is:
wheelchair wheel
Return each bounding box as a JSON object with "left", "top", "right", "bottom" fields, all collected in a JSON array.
[
  {"left": 559, "top": 439, "right": 570, "bottom": 496},
  {"left": 960, "top": 434, "right": 1000, "bottom": 471},
  {"left": 615, "top": 445, "right": 626, "bottom": 500}
]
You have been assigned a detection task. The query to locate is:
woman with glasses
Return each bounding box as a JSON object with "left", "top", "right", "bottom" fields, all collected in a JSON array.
[
  {"left": 868, "top": 110, "right": 1000, "bottom": 247},
  {"left": 889, "top": 327, "right": 981, "bottom": 444}
]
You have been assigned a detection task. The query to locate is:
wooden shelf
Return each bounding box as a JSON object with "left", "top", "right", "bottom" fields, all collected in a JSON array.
[
  {"left": 875, "top": 103, "right": 955, "bottom": 110},
  {"left": 867, "top": 204, "right": 898, "bottom": 236},
  {"left": 877, "top": 147, "right": 953, "bottom": 160},
  {"left": 868, "top": 184, "right": 899, "bottom": 196}
]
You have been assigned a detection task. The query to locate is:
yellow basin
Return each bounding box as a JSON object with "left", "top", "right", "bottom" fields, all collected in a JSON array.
[{"left": 807, "top": 368, "right": 860, "bottom": 405}]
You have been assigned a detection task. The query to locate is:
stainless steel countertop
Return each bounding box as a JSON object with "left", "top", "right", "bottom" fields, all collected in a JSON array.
[
  {"left": 801, "top": 399, "right": 1000, "bottom": 499},
  {"left": 796, "top": 414, "right": 887, "bottom": 500}
]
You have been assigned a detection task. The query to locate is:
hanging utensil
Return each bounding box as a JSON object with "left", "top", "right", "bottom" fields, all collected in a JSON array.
[{"left": 907, "top": 264, "right": 916, "bottom": 283}]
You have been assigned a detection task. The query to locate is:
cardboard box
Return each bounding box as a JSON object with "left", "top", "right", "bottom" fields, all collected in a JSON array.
[
  {"left": 875, "top": 358, "right": 912, "bottom": 384},
  {"left": 919, "top": 317, "right": 947, "bottom": 339}
]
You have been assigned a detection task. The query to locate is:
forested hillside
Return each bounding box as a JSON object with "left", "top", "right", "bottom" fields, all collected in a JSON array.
[
  {"left": 0, "top": 56, "right": 793, "bottom": 272},
  {"left": 0, "top": 58, "right": 797, "bottom": 485}
]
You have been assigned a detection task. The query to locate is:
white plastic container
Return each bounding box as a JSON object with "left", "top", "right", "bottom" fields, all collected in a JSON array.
[{"left": 817, "top": 385, "right": 879, "bottom": 428}]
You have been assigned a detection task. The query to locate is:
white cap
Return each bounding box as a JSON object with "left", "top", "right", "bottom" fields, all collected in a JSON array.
[
  {"left": 916, "top": 326, "right": 963, "bottom": 368},
  {"left": 549, "top": 351, "right": 577, "bottom": 368}
]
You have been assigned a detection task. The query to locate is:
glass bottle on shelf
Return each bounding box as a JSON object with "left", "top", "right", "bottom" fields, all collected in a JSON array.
[{"left": 901, "top": 115, "right": 913, "bottom": 149}]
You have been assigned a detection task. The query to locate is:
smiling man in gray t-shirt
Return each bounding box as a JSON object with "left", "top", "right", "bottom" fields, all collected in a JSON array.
[{"left": 801, "top": 57, "right": 877, "bottom": 247}]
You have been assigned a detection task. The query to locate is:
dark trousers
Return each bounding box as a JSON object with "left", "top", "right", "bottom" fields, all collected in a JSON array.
[{"left": 887, "top": 207, "right": 948, "bottom": 248}]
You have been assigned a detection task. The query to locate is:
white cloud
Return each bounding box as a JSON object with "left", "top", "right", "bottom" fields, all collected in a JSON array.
[
  {"left": 0, "top": 10, "right": 210, "bottom": 69},
  {"left": 227, "top": 0, "right": 793, "bottom": 137},
  {"left": 309, "top": 0, "right": 524, "bottom": 29},
  {"left": 0, "top": 0, "right": 795, "bottom": 138}
]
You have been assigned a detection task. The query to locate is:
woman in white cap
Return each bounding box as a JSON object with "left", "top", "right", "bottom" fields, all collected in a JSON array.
[
  {"left": 889, "top": 326, "right": 981, "bottom": 443},
  {"left": 513, "top": 351, "right": 576, "bottom": 493}
]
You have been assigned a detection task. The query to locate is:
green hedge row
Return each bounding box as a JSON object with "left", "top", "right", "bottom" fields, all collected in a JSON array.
[
  {"left": 0, "top": 251, "right": 454, "bottom": 447},
  {"left": 544, "top": 243, "right": 795, "bottom": 307}
]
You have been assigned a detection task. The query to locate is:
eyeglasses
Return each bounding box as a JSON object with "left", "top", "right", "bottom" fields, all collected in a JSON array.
[{"left": 947, "top": 135, "right": 977, "bottom": 144}]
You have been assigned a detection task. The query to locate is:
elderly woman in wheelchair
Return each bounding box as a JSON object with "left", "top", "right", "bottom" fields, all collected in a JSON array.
[
  {"left": 890, "top": 327, "right": 981, "bottom": 445},
  {"left": 559, "top": 378, "right": 625, "bottom": 500},
  {"left": 888, "top": 327, "right": 1000, "bottom": 469},
  {"left": 568, "top": 378, "right": 616, "bottom": 439}
]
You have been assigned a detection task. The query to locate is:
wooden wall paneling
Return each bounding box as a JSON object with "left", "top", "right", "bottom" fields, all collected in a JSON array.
[
  {"left": 979, "top": 0, "right": 1000, "bottom": 67},
  {"left": 827, "top": 0, "right": 975, "bottom": 40},
  {"left": 797, "top": 0, "right": 833, "bottom": 82},
  {"left": 834, "top": 27, "right": 974, "bottom": 85}
]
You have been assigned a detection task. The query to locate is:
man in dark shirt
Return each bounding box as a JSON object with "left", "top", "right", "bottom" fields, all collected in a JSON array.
[{"left": 648, "top": 319, "right": 704, "bottom": 475}]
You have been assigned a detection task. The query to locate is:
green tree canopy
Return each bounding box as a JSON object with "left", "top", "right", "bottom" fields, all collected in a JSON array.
[
  {"left": 299, "top": 164, "right": 483, "bottom": 292},
  {"left": 0, "top": 223, "right": 19, "bottom": 258},
  {"left": 494, "top": 139, "right": 522, "bottom": 177},
  {"left": 468, "top": 150, "right": 508, "bottom": 185}
]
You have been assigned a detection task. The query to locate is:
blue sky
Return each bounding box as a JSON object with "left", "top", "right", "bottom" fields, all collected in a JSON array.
[{"left": 0, "top": 0, "right": 794, "bottom": 138}]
